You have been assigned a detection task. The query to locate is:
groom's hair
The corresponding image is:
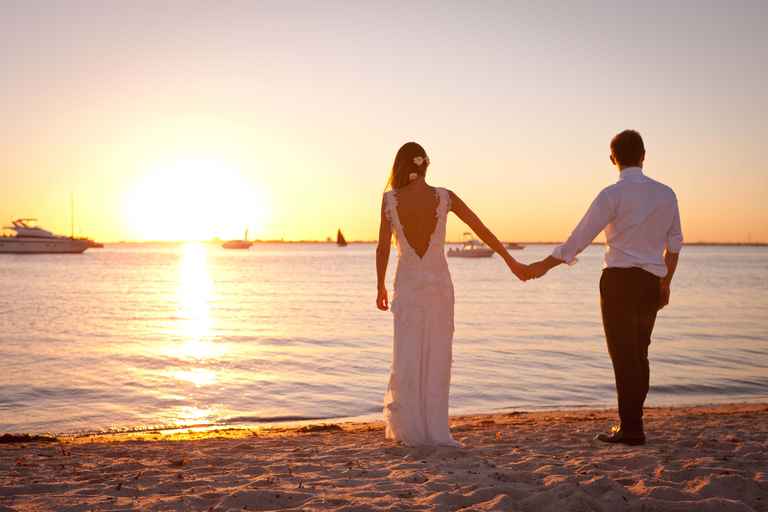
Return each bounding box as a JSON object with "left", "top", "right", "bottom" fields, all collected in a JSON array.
[{"left": 610, "top": 130, "right": 645, "bottom": 167}]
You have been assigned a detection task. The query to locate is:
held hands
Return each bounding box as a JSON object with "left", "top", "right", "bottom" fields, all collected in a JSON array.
[
  {"left": 507, "top": 259, "right": 552, "bottom": 282},
  {"left": 508, "top": 260, "right": 533, "bottom": 282},
  {"left": 527, "top": 260, "right": 551, "bottom": 280}
]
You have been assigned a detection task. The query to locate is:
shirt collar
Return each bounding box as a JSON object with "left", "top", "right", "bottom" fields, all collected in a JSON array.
[{"left": 618, "top": 166, "right": 644, "bottom": 181}]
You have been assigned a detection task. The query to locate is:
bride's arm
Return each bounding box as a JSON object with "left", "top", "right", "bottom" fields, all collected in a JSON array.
[
  {"left": 449, "top": 191, "right": 530, "bottom": 281},
  {"left": 376, "top": 195, "right": 393, "bottom": 310}
]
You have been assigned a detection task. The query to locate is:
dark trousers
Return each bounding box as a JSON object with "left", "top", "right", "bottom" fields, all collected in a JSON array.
[{"left": 600, "top": 267, "right": 661, "bottom": 435}]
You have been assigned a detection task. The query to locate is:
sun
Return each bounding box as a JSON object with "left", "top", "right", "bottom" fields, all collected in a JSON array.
[{"left": 123, "top": 157, "right": 269, "bottom": 241}]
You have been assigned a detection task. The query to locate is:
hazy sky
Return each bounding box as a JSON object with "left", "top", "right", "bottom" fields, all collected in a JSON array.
[{"left": 2, "top": 1, "right": 766, "bottom": 242}]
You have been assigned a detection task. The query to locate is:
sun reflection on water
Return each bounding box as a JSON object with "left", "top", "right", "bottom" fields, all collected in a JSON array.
[
  {"left": 171, "top": 243, "right": 226, "bottom": 359},
  {"left": 172, "top": 405, "right": 216, "bottom": 427},
  {"left": 168, "top": 243, "right": 223, "bottom": 425},
  {"left": 173, "top": 368, "right": 218, "bottom": 387}
]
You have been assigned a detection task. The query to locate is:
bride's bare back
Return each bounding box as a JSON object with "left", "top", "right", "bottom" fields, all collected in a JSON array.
[{"left": 392, "top": 182, "right": 440, "bottom": 258}]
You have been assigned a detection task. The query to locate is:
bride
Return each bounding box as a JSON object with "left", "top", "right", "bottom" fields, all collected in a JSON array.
[{"left": 376, "top": 142, "right": 530, "bottom": 447}]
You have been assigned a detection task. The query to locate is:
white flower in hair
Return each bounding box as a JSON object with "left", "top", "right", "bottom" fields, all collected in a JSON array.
[
  {"left": 408, "top": 172, "right": 419, "bottom": 181},
  {"left": 413, "top": 156, "right": 428, "bottom": 167}
]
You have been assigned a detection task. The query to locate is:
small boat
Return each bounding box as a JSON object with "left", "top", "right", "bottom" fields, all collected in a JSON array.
[
  {"left": 0, "top": 219, "right": 90, "bottom": 254},
  {"left": 337, "top": 229, "right": 348, "bottom": 247},
  {"left": 447, "top": 232, "right": 494, "bottom": 258},
  {"left": 506, "top": 242, "right": 525, "bottom": 250},
  {"left": 222, "top": 228, "right": 253, "bottom": 250}
]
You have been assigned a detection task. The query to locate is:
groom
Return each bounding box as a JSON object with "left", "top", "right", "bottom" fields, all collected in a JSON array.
[{"left": 529, "top": 130, "right": 682, "bottom": 446}]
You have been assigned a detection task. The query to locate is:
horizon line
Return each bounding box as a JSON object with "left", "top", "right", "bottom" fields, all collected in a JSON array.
[{"left": 95, "top": 240, "right": 768, "bottom": 247}]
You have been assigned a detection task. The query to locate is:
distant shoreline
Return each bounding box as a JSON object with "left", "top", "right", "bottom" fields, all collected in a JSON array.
[{"left": 106, "top": 240, "right": 768, "bottom": 247}]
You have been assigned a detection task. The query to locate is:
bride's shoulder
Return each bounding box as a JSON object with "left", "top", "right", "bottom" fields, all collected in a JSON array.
[
  {"left": 431, "top": 185, "right": 452, "bottom": 194},
  {"left": 432, "top": 187, "right": 455, "bottom": 213},
  {"left": 434, "top": 186, "right": 456, "bottom": 201}
]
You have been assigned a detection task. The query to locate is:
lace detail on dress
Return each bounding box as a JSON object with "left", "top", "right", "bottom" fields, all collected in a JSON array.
[
  {"left": 436, "top": 188, "right": 451, "bottom": 218},
  {"left": 383, "top": 191, "right": 402, "bottom": 233}
]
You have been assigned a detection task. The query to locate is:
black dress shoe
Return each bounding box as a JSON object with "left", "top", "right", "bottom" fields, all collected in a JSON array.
[{"left": 595, "top": 427, "right": 646, "bottom": 446}]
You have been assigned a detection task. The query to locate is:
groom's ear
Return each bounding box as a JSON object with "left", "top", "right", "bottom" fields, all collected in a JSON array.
[{"left": 610, "top": 154, "right": 616, "bottom": 166}]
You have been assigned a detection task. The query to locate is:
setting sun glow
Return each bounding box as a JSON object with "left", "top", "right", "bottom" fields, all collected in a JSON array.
[{"left": 122, "top": 158, "right": 269, "bottom": 241}]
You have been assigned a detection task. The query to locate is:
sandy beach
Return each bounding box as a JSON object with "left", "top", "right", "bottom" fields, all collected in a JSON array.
[{"left": 1, "top": 403, "right": 765, "bottom": 511}]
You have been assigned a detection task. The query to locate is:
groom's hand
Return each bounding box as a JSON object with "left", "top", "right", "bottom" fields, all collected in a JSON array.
[{"left": 528, "top": 260, "right": 549, "bottom": 279}]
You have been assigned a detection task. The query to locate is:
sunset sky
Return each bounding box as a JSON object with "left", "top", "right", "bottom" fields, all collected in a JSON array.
[{"left": 1, "top": 1, "right": 766, "bottom": 243}]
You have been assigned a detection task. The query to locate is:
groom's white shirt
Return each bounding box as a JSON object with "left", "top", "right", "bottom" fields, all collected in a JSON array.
[{"left": 551, "top": 167, "right": 683, "bottom": 278}]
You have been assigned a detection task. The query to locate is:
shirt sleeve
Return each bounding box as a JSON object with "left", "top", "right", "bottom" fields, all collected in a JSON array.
[
  {"left": 551, "top": 189, "right": 615, "bottom": 264},
  {"left": 666, "top": 197, "right": 683, "bottom": 253}
]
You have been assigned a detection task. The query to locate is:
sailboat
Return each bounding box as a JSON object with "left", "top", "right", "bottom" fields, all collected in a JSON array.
[
  {"left": 222, "top": 228, "right": 253, "bottom": 250},
  {"left": 337, "top": 229, "right": 348, "bottom": 247}
]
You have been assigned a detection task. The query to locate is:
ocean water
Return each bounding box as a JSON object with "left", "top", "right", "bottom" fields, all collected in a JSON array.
[{"left": 1, "top": 243, "right": 766, "bottom": 435}]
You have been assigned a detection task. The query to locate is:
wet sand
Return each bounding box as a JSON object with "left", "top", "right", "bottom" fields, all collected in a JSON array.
[{"left": 1, "top": 403, "right": 766, "bottom": 511}]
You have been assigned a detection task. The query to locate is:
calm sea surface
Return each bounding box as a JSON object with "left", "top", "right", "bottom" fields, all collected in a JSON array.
[{"left": 1, "top": 243, "right": 766, "bottom": 435}]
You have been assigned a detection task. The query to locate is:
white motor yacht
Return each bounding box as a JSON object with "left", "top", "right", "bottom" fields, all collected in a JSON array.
[
  {"left": 447, "top": 232, "right": 494, "bottom": 258},
  {"left": 0, "top": 219, "right": 90, "bottom": 254}
]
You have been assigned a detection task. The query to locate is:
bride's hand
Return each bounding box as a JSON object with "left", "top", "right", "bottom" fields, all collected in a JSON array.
[
  {"left": 508, "top": 260, "right": 532, "bottom": 282},
  {"left": 376, "top": 287, "right": 389, "bottom": 311}
]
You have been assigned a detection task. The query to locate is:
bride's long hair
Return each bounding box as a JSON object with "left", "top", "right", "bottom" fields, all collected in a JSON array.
[{"left": 387, "top": 142, "right": 430, "bottom": 189}]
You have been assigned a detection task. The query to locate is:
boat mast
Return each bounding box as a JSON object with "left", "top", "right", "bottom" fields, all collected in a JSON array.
[{"left": 70, "top": 193, "right": 74, "bottom": 238}]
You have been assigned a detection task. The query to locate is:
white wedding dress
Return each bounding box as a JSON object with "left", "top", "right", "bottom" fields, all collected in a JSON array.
[{"left": 383, "top": 187, "right": 460, "bottom": 447}]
